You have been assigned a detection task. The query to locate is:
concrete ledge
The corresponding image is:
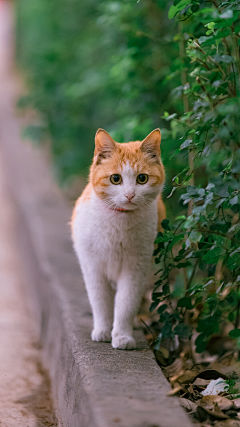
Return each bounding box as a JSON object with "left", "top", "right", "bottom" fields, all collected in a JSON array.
[{"left": 0, "top": 74, "right": 193, "bottom": 427}]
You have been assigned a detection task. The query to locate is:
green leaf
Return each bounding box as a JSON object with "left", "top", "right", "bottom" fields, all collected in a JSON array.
[
  {"left": 168, "top": 234, "right": 185, "bottom": 251},
  {"left": 180, "top": 139, "right": 192, "bottom": 149},
  {"left": 197, "top": 312, "right": 221, "bottom": 335},
  {"left": 189, "top": 230, "right": 202, "bottom": 244},
  {"left": 234, "top": 24, "right": 240, "bottom": 34},
  {"left": 195, "top": 333, "right": 208, "bottom": 353},
  {"left": 205, "top": 22, "right": 215, "bottom": 30},
  {"left": 198, "top": 36, "right": 210, "bottom": 44},
  {"left": 165, "top": 113, "right": 177, "bottom": 121},
  {"left": 229, "top": 329, "right": 240, "bottom": 338},
  {"left": 206, "top": 183, "right": 215, "bottom": 191},
  {"left": 214, "top": 54, "right": 233, "bottom": 63},
  {"left": 150, "top": 301, "right": 159, "bottom": 312},
  {"left": 163, "top": 284, "right": 170, "bottom": 295},
  {"left": 191, "top": 4, "right": 199, "bottom": 13},
  {"left": 152, "top": 292, "right": 163, "bottom": 301},
  {"left": 168, "top": 0, "right": 191, "bottom": 19},
  {"left": 153, "top": 334, "right": 162, "bottom": 351},
  {"left": 202, "top": 247, "right": 226, "bottom": 264},
  {"left": 174, "top": 323, "right": 192, "bottom": 339},
  {"left": 155, "top": 232, "right": 173, "bottom": 243},
  {"left": 230, "top": 195, "right": 238, "bottom": 205},
  {"left": 226, "top": 251, "right": 240, "bottom": 271},
  {"left": 220, "top": 10, "right": 233, "bottom": 19},
  {"left": 158, "top": 304, "right": 168, "bottom": 314},
  {"left": 176, "top": 215, "right": 186, "bottom": 220},
  {"left": 176, "top": 261, "right": 192, "bottom": 269},
  {"left": 161, "top": 219, "right": 171, "bottom": 231},
  {"left": 161, "top": 321, "right": 173, "bottom": 338},
  {"left": 177, "top": 297, "right": 193, "bottom": 309}
]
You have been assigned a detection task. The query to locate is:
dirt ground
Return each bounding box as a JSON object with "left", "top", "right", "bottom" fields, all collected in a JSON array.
[
  {"left": 0, "top": 148, "right": 58, "bottom": 427},
  {"left": 0, "top": 2, "right": 57, "bottom": 423}
]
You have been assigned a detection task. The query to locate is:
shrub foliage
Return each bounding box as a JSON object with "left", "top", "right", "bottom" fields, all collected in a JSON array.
[{"left": 153, "top": 0, "right": 240, "bottom": 353}]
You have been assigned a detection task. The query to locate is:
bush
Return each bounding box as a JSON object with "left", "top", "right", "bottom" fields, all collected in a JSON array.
[{"left": 152, "top": 0, "right": 240, "bottom": 354}]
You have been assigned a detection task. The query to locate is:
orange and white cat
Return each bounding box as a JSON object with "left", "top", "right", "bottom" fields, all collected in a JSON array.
[{"left": 71, "top": 128, "right": 165, "bottom": 350}]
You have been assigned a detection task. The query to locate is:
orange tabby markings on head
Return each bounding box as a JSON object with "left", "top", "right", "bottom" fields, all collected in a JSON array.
[{"left": 89, "top": 129, "right": 165, "bottom": 204}]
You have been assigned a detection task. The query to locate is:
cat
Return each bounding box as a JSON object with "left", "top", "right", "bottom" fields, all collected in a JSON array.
[{"left": 71, "top": 128, "right": 165, "bottom": 350}]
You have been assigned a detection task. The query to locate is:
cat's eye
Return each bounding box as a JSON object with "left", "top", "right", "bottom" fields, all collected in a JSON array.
[
  {"left": 137, "top": 174, "right": 149, "bottom": 185},
  {"left": 110, "top": 174, "right": 122, "bottom": 185}
]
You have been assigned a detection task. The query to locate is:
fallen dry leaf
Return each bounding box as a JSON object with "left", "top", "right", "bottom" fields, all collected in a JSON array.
[
  {"left": 210, "top": 362, "right": 240, "bottom": 379},
  {"left": 194, "top": 369, "right": 228, "bottom": 381},
  {"left": 188, "top": 383, "right": 195, "bottom": 395},
  {"left": 159, "top": 347, "right": 169, "bottom": 359},
  {"left": 179, "top": 397, "right": 198, "bottom": 412},
  {"left": 196, "top": 405, "right": 210, "bottom": 422},
  {"left": 167, "top": 384, "right": 182, "bottom": 396},
  {"left": 178, "top": 369, "right": 200, "bottom": 385},
  {"left": 214, "top": 420, "right": 240, "bottom": 427},
  {"left": 233, "top": 398, "right": 240, "bottom": 409},
  {"left": 169, "top": 369, "right": 185, "bottom": 384},
  {"left": 144, "top": 333, "right": 154, "bottom": 343},
  {"left": 155, "top": 350, "right": 169, "bottom": 367},
  {"left": 219, "top": 351, "right": 236, "bottom": 364},
  {"left": 197, "top": 403, "right": 229, "bottom": 420},
  {"left": 193, "top": 378, "right": 211, "bottom": 387},
  {"left": 164, "top": 358, "right": 183, "bottom": 377},
  {"left": 200, "top": 395, "right": 233, "bottom": 411},
  {"left": 207, "top": 335, "right": 235, "bottom": 356}
]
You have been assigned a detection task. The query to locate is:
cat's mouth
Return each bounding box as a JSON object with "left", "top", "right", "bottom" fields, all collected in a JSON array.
[
  {"left": 114, "top": 207, "right": 134, "bottom": 212},
  {"left": 104, "top": 200, "right": 137, "bottom": 212},
  {"left": 111, "top": 203, "right": 137, "bottom": 212}
]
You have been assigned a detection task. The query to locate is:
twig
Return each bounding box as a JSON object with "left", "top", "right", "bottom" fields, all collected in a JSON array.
[
  {"left": 186, "top": 260, "right": 198, "bottom": 290},
  {"left": 198, "top": 227, "right": 240, "bottom": 246},
  {"left": 140, "top": 318, "right": 156, "bottom": 341},
  {"left": 178, "top": 23, "right": 194, "bottom": 216},
  {"left": 235, "top": 286, "right": 240, "bottom": 329}
]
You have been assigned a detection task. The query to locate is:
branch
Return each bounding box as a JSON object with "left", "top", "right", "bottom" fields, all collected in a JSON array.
[
  {"left": 186, "top": 260, "right": 198, "bottom": 290},
  {"left": 198, "top": 227, "right": 240, "bottom": 246}
]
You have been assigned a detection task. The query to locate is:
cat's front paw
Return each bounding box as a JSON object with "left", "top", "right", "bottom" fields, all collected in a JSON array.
[
  {"left": 112, "top": 335, "right": 136, "bottom": 350},
  {"left": 91, "top": 329, "right": 112, "bottom": 343}
]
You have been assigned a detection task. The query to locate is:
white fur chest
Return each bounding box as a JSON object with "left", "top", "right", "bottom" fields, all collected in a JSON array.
[{"left": 73, "top": 193, "right": 158, "bottom": 283}]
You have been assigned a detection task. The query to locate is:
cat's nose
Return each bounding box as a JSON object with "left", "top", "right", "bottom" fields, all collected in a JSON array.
[{"left": 124, "top": 191, "right": 135, "bottom": 201}]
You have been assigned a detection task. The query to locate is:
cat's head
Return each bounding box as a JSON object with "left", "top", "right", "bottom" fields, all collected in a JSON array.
[{"left": 90, "top": 129, "right": 165, "bottom": 211}]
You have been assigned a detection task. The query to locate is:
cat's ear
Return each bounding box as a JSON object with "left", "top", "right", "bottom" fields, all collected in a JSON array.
[
  {"left": 140, "top": 129, "right": 161, "bottom": 160},
  {"left": 94, "top": 129, "right": 116, "bottom": 163}
]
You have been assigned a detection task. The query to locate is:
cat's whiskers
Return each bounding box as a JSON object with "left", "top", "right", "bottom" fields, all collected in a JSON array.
[
  {"left": 103, "top": 198, "right": 138, "bottom": 213},
  {"left": 103, "top": 199, "right": 123, "bottom": 212}
]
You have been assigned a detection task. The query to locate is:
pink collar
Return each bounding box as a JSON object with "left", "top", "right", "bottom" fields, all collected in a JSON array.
[{"left": 113, "top": 207, "right": 133, "bottom": 213}]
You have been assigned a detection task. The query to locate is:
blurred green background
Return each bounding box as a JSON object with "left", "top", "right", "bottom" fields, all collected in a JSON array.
[
  {"left": 15, "top": 0, "right": 188, "bottom": 214},
  {"left": 15, "top": 0, "right": 240, "bottom": 356}
]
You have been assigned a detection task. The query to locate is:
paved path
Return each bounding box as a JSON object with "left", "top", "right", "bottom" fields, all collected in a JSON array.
[
  {"left": 0, "top": 150, "right": 57, "bottom": 427},
  {"left": 0, "top": 2, "right": 57, "bottom": 426}
]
